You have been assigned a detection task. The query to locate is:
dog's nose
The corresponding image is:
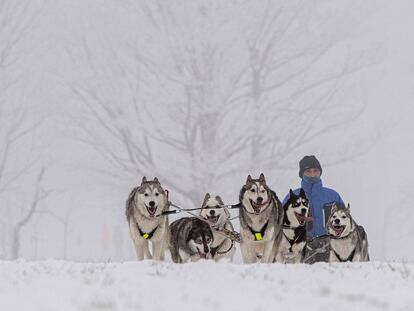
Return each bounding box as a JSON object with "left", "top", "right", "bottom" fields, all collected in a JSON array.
[
  {"left": 149, "top": 201, "right": 155, "bottom": 207},
  {"left": 334, "top": 219, "right": 340, "bottom": 224},
  {"left": 257, "top": 197, "right": 263, "bottom": 203},
  {"left": 209, "top": 210, "right": 215, "bottom": 216},
  {"left": 204, "top": 245, "right": 209, "bottom": 254},
  {"left": 301, "top": 208, "right": 307, "bottom": 214}
]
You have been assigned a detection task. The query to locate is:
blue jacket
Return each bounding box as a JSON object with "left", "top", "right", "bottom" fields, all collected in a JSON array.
[{"left": 282, "top": 178, "right": 343, "bottom": 238}]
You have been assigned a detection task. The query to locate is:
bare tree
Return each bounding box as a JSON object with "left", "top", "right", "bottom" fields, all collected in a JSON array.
[
  {"left": 0, "top": 0, "right": 48, "bottom": 259},
  {"left": 9, "top": 168, "right": 53, "bottom": 259},
  {"left": 66, "top": 0, "right": 381, "bottom": 206}
]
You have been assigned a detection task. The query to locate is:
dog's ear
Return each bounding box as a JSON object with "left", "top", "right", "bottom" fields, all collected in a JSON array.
[
  {"left": 259, "top": 173, "right": 266, "bottom": 184},
  {"left": 299, "top": 188, "right": 306, "bottom": 197},
  {"left": 331, "top": 202, "right": 339, "bottom": 213},
  {"left": 215, "top": 195, "right": 224, "bottom": 206},
  {"left": 346, "top": 203, "right": 351, "bottom": 212},
  {"left": 289, "top": 189, "right": 294, "bottom": 197},
  {"left": 141, "top": 176, "right": 147, "bottom": 184},
  {"left": 153, "top": 177, "right": 159, "bottom": 183},
  {"left": 246, "top": 174, "right": 252, "bottom": 184},
  {"left": 203, "top": 193, "right": 211, "bottom": 205}
]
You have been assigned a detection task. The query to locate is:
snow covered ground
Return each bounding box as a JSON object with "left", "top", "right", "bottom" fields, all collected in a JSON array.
[{"left": 0, "top": 260, "right": 413, "bottom": 311}]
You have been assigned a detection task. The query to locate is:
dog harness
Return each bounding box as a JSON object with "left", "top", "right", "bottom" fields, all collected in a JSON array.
[
  {"left": 136, "top": 223, "right": 158, "bottom": 240},
  {"left": 282, "top": 229, "right": 306, "bottom": 253},
  {"left": 332, "top": 248, "right": 356, "bottom": 262},
  {"left": 210, "top": 240, "right": 235, "bottom": 258},
  {"left": 247, "top": 221, "right": 268, "bottom": 241},
  {"left": 329, "top": 231, "right": 357, "bottom": 262}
]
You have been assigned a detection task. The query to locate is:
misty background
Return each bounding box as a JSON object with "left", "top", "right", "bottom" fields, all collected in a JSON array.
[{"left": 0, "top": 0, "right": 412, "bottom": 261}]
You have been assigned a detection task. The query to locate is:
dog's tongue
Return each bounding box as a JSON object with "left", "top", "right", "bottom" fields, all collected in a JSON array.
[
  {"left": 147, "top": 207, "right": 157, "bottom": 216},
  {"left": 295, "top": 213, "right": 312, "bottom": 223},
  {"left": 333, "top": 226, "right": 344, "bottom": 236},
  {"left": 207, "top": 216, "right": 219, "bottom": 223}
]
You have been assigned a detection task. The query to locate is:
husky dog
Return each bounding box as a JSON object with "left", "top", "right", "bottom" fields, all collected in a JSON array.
[
  {"left": 169, "top": 217, "right": 214, "bottom": 263},
  {"left": 199, "top": 193, "right": 236, "bottom": 262},
  {"left": 238, "top": 173, "right": 284, "bottom": 263},
  {"left": 327, "top": 203, "right": 370, "bottom": 262},
  {"left": 275, "top": 189, "right": 311, "bottom": 263},
  {"left": 126, "top": 176, "right": 169, "bottom": 261}
]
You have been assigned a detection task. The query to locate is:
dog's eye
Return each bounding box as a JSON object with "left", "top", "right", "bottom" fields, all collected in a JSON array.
[
  {"left": 144, "top": 193, "right": 149, "bottom": 197},
  {"left": 342, "top": 216, "right": 346, "bottom": 219},
  {"left": 155, "top": 193, "right": 159, "bottom": 196},
  {"left": 250, "top": 189, "right": 256, "bottom": 193},
  {"left": 206, "top": 237, "right": 212, "bottom": 243},
  {"left": 195, "top": 238, "right": 202, "bottom": 244},
  {"left": 261, "top": 190, "right": 266, "bottom": 193}
]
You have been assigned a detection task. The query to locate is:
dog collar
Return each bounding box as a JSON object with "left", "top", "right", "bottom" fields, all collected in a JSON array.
[
  {"left": 247, "top": 221, "right": 268, "bottom": 241},
  {"left": 136, "top": 223, "right": 158, "bottom": 240},
  {"left": 282, "top": 223, "right": 306, "bottom": 229}
]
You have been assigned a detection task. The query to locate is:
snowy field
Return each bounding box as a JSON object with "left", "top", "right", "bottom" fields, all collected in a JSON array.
[{"left": 0, "top": 260, "right": 413, "bottom": 311}]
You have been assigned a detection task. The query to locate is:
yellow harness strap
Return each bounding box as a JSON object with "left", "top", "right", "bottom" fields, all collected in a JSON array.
[{"left": 255, "top": 233, "right": 263, "bottom": 241}]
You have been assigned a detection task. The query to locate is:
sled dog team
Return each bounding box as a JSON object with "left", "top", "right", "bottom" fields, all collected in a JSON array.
[{"left": 126, "top": 174, "right": 369, "bottom": 264}]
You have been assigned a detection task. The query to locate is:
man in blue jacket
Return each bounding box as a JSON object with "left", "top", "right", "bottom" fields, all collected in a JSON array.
[{"left": 282, "top": 155, "right": 344, "bottom": 263}]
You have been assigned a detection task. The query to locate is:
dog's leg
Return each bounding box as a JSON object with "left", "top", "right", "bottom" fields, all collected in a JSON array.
[
  {"left": 144, "top": 241, "right": 152, "bottom": 260},
  {"left": 152, "top": 240, "right": 164, "bottom": 261},
  {"left": 179, "top": 250, "right": 190, "bottom": 263},
  {"left": 262, "top": 240, "right": 275, "bottom": 263},
  {"left": 169, "top": 245, "right": 182, "bottom": 263},
  {"left": 241, "top": 242, "right": 257, "bottom": 264},
  {"left": 353, "top": 252, "right": 361, "bottom": 262},
  {"left": 129, "top": 219, "right": 146, "bottom": 260},
  {"left": 328, "top": 251, "right": 337, "bottom": 263},
  {"left": 133, "top": 240, "right": 145, "bottom": 260}
]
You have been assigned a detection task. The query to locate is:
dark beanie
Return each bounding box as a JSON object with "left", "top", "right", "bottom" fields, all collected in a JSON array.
[{"left": 299, "top": 155, "right": 322, "bottom": 178}]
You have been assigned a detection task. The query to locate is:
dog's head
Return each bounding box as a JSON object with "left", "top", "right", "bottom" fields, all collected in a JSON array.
[
  {"left": 187, "top": 218, "right": 214, "bottom": 259},
  {"left": 199, "top": 193, "right": 230, "bottom": 226},
  {"left": 283, "top": 189, "right": 311, "bottom": 227},
  {"left": 239, "top": 173, "right": 272, "bottom": 214},
  {"left": 327, "top": 203, "right": 354, "bottom": 238},
  {"left": 128, "top": 176, "right": 168, "bottom": 218}
]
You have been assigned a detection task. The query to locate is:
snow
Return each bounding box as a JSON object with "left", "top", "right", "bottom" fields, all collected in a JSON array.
[{"left": 0, "top": 260, "right": 413, "bottom": 311}]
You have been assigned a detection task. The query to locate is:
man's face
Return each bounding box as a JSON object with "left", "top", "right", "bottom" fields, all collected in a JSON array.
[{"left": 303, "top": 168, "right": 321, "bottom": 177}]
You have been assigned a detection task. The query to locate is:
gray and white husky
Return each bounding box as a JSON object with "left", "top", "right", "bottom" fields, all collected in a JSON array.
[
  {"left": 199, "top": 193, "right": 236, "bottom": 262},
  {"left": 238, "top": 173, "right": 284, "bottom": 263},
  {"left": 274, "top": 189, "right": 311, "bottom": 263},
  {"left": 169, "top": 217, "right": 214, "bottom": 263},
  {"left": 126, "top": 177, "right": 169, "bottom": 261},
  {"left": 327, "top": 203, "right": 370, "bottom": 262}
]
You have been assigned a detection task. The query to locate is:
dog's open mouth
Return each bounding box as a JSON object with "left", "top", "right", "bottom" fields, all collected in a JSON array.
[
  {"left": 250, "top": 199, "right": 268, "bottom": 214},
  {"left": 145, "top": 205, "right": 157, "bottom": 217},
  {"left": 197, "top": 248, "right": 208, "bottom": 259},
  {"left": 205, "top": 215, "right": 220, "bottom": 223},
  {"left": 332, "top": 225, "right": 346, "bottom": 236},
  {"left": 294, "top": 212, "right": 312, "bottom": 225}
]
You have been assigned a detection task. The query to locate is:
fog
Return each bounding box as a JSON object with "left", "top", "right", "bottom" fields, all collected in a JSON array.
[{"left": 0, "top": 0, "right": 413, "bottom": 261}]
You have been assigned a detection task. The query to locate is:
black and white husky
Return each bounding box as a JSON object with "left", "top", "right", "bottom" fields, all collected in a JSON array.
[
  {"left": 169, "top": 217, "right": 214, "bottom": 263},
  {"left": 199, "top": 193, "right": 235, "bottom": 262},
  {"left": 238, "top": 173, "right": 284, "bottom": 263},
  {"left": 126, "top": 177, "right": 170, "bottom": 261},
  {"left": 274, "top": 189, "right": 311, "bottom": 263},
  {"left": 327, "top": 203, "right": 370, "bottom": 262}
]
